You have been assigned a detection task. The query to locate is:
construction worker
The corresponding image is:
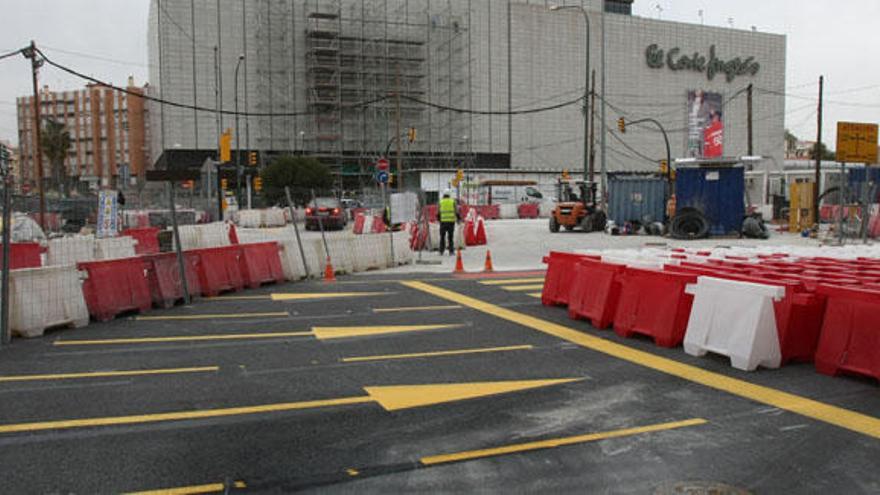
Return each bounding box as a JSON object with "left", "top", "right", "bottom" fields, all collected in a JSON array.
[{"left": 438, "top": 190, "right": 459, "bottom": 255}]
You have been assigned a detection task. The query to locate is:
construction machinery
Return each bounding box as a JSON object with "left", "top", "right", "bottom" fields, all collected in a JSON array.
[{"left": 549, "top": 180, "right": 607, "bottom": 233}]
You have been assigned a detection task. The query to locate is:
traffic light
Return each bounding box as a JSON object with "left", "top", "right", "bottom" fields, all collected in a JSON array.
[
  {"left": 407, "top": 127, "right": 417, "bottom": 143},
  {"left": 221, "top": 178, "right": 228, "bottom": 190},
  {"left": 219, "top": 129, "right": 232, "bottom": 162},
  {"left": 618, "top": 117, "right": 626, "bottom": 133},
  {"left": 248, "top": 151, "right": 257, "bottom": 166},
  {"left": 659, "top": 160, "right": 669, "bottom": 175},
  {"left": 253, "top": 176, "right": 263, "bottom": 192}
]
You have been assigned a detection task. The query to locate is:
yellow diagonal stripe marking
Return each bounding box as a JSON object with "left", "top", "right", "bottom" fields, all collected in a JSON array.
[
  {"left": 403, "top": 281, "right": 880, "bottom": 440},
  {"left": 373, "top": 305, "right": 462, "bottom": 313},
  {"left": 501, "top": 284, "right": 545, "bottom": 292},
  {"left": 420, "top": 418, "right": 707, "bottom": 465},
  {"left": 527, "top": 293, "right": 543, "bottom": 299},
  {"left": 126, "top": 480, "right": 247, "bottom": 495},
  {"left": 365, "top": 378, "right": 582, "bottom": 411},
  {"left": 271, "top": 292, "right": 387, "bottom": 301},
  {"left": 342, "top": 345, "right": 533, "bottom": 363},
  {"left": 53, "top": 332, "right": 313, "bottom": 346},
  {"left": 135, "top": 312, "right": 288, "bottom": 321},
  {"left": 479, "top": 278, "right": 545, "bottom": 285},
  {"left": 0, "top": 366, "right": 219, "bottom": 383},
  {"left": 312, "top": 324, "right": 462, "bottom": 340}
]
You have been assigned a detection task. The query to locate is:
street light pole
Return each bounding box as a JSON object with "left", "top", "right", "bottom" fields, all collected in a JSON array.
[
  {"left": 550, "top": 5, "right": 590, "bottom": 185},
  {"left": 234, "top": 54, "right": 245, "bottom": 207}
]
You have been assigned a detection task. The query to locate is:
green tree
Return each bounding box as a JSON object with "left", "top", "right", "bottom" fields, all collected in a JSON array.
[
  {"left": 811, "top": 142, "right": 836, "bottom": 161},
  {"left": 40, "top": 118, "right": 72, "bottom": 195},
  {"left": 260, "top": 155, "right": 333, "bottom": 205},
  {"left": 784, "top": 129, "right": 798, "bottom": 154}
]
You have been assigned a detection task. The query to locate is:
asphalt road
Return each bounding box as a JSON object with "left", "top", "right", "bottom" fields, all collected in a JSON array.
[{"left": 0, "top": 270, "right": 878, "bottom": 494}]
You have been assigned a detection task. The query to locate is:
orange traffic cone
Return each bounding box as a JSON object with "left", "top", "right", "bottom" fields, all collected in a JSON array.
[
  {"left": 483, "top": 250, "right": 494, "bottom": 273},
  {"left": 323, "top": 255, "right": 337, "bottom": 283},
  {"left": 453, "top": 248, "right": 465, "bottom": 274}
]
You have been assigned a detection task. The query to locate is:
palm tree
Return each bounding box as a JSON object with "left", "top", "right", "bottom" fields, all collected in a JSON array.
[{"left": 40, "top": 118, "right": 72, "bottom": 195}]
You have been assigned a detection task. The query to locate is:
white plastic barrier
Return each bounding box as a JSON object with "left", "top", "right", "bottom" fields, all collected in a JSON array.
[
  {"left": 683, "top": 276, "right": 785, "bottom": 371},
  {"left": 10, "top": 265, "right": 89, "bottom": 338},
  {"left": 236, "top": 210, "right": 263, "bottom": 228},
  {"left": 351, "top": 235, "right": 387, "bottom": 271},
  {"left": 47, "top": 235, "right": 96, "bottom": 266},
  {"left": 177, "top": 222, "right": 231, "bottom": 250},
  {"left": 262, "top": 208, "right": 287, "bottom": 227},
  {"left": 499, "top": 204, "right": 518, "bottom": 220},
  {"left": 94, "top": 237, "right": 137, "bottom": 260},
  {"left": 390, "top": 231, "right": 413, "bottom": 266}
]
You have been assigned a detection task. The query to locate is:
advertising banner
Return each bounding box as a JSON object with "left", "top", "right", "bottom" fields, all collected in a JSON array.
[
  {"left": 97, "top": 190, "right": 119, "bottom": 238},
  {"left": 686, "top": 90, "right": 724, "bottom": 158}
]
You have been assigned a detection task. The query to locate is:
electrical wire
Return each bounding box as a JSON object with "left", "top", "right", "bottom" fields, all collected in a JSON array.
[
  {"left": 0, "top": 48, "right": 23, "bottom": 62},
  {"left": 400, "top": 94, "right": 584, "bottom": 115},
  {"left": 39, "top": 44, "right": 148, "bottom": 69}
]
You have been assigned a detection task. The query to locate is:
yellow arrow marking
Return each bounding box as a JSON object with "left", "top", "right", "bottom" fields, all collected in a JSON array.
[
  {"left": 420, "top": 418, "right": 707, "bottom": 466},
  {"left": 126, "top": 480, "right": 247, "bottom": 495},
  {"left": 54, "top": 332, "right": 312, "bottom": 347},
  {"left": 0, "top": 379, "right": 579, "bottom": 435},
  {"left": 341, "top": 345, "right": 533, "bottom": 363},
  {"left": 373, "top": 305, "right": 462, "bottom": 313},
  {"left": 365, "top": 378, "right": 582, "bottom": 411},
  {"left": 271, "top": 292, "right": 388, "bottom": 301},
  {"left": 135, "top": 312, "right": 288, "bottom": 321},
  {"left": 500, "top": 284, "right": 545, "bottom": 292},
  {"left": 0, "top": 366, "right": 219, "bottom": 383},
  {"left": 479, "top": 278, "right": 545, "bottom": 285},
  {"left": 312, "top": 324, "right": 462, "bottom": 340},
  {"left": 403, "top": 281, "right": 880, "bottom": 440}
]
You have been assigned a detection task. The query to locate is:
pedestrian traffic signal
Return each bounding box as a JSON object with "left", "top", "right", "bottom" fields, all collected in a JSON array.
[
  {"left": 407, "top": 127, "right": 417, "bottom": 143},
  {"left": 219, "top": 129, "right": 232, "bottom": 162},
  {"left": 221, "top": 178, "right": 228, "bottom": 190},
  {"left": 618, "top": 117, "right": 626, "bottom": 133},
  {"left": 253, "top": 176, "right": 263, "bottom": 192},
  {"left": 248, "top": 151, "right": 257, "bottom": 166}
]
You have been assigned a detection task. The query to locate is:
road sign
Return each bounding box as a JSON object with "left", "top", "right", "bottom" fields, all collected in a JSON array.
[
  {"left": 376, "top": 170, "right": 389, "bottom": 184},
  {"left": 376, "top": 158, "right": 389, "bottom": 171},
  {"left": 837, "top": 122, "right": 879, "bottom": 164}
]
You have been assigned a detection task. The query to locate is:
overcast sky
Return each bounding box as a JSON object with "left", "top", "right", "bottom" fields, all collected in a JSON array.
[{"left": 1, "top": 0, "right": 878, "bottom": 150}]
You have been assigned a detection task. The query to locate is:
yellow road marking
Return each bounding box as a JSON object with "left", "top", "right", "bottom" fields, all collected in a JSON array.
[
  {"left": 479, "top": 278, "right": 545, "bottom": 286},
  {"left": 126, "top": 480, "right": 247, "bottom": 495},
  {"left": 403, "top": 281, "right": 880, "bottom": 440},
  {"left": 0, "top": 379, "right": 579, "bottom": 434},
  {"left": 346, "top": 469, "right": 360, "bottom": 477},
  {"left": 135, "top": 312, "right": 288, "bottom": 321},
  {"left": 205, "top": 295, "right": 271, "bottom": 301},
  {"left": 527, "top": 293, "right": 543, "bottom": 299},
  {"left": 312, "top": 324, "right": 462, "bottom": 340},
  {"left": 54, "top": 332, "right": 313, "bottom": 346},
  {"left": 271, "top": 292, "right": 388, "bottom": 301},
  {"left": 500, "top": 284, "right": 545, "bottom": 292},
  {"left": 0, "top": 366, "right": 219, "bottom": 383},
  {"left": 420, "top": 418, "right": 707, "bottom": 465},
  {"left": 373, "top": 305, "right": 462, "bottom": 313},
  {"left": 341, "top": 345, "right": 534, "bottom": 363}
]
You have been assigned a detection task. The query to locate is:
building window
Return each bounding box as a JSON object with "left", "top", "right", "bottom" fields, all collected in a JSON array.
[{"left": 604, "top": 0, "right": 633, "bottom": 15}]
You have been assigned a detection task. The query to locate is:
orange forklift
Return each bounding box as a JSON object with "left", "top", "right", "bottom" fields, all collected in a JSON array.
[{"left": 549, "top": 179, "right": 607, "bottom": 233}]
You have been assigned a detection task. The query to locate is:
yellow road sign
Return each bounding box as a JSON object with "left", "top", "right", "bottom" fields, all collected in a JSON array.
[{"left": 837, "top": 122, "right": 878, "bottom": 164}]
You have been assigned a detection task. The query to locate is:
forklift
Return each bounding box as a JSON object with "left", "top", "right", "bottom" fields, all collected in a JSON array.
[{"left": 549, "top": 179, "right": 607, "bottom": 233}]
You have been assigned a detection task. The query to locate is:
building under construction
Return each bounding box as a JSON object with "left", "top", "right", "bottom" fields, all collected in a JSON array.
[{"left": 148, "top": 0, "right": 786, "bottom": 189}]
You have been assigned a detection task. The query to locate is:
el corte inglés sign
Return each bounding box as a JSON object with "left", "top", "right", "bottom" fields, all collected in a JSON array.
[{"left": 645, "top": 44, "right": 760, "bottom": 82}]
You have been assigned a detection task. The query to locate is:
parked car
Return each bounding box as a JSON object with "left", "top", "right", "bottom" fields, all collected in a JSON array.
[{"left": 305, "top": 197, "right": 347, "bottom": 230}]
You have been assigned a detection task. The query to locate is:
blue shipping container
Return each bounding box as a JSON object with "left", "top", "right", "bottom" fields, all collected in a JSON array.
[
  {"left": 675, "top": 166, "right": 745, "bottom": 236},
  {"left": 607, "top": 176, "right": 668, "bottom": 225}
]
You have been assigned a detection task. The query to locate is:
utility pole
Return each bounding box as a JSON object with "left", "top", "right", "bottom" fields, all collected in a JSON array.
[
  {"left": 395, "top": 63, "right": 403, "bottom": 190},
  {"left": 747, "top": 83, "right": 754, "bottom": 156},
  {"left": 814, "top": 75, "right": 824, "bottom": 228},
  {"left": 588, "top": 70, "right": 597, "bottom": 184},
  {"left": 25, "top": 41, "right": 46, "bottom": 231}
]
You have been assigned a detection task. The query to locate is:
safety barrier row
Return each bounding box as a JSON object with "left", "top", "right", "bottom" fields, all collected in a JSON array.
[
  {"left": 542, "top": 247, "right": 880, "bottom": 382},
  {"left": 46, "top": 235, "right": 138, "bottom": 266},
  {"left": 233, "top": 208, "right": 288, "bottom": 228}
]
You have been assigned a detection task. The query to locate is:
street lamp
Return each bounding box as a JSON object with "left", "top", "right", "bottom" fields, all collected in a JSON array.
[
  {"left": 234, "top": 53, "right": 245, "bottom": 205},
  {"left": 550, "top": 5, "right": 591, "bottom": 186}
]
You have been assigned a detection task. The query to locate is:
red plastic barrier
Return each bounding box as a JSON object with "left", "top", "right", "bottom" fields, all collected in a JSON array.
[
  {"left": 350, "top": 207, "right": 369, "bottom": 221},
  {"left": 480, "top": 205, "right": 501, "bottom": 220},
  {"left": 371, "top": 216, "right": 387, "bottom": 233},
  {"left": 143, "top": 252, "right": 202, "bottom": 308},
  {"left": 518, "top": 203, "right": 540, "bottom": 219},
  {"left": 568, "top": 260, "right": 627, "bottom": 329},
  {"left": 78, "top": 258, "right": 152, "bottom": 321},
  {"left": 613, "top": 268, "right": 698, "bottom": 347},
  {"left": 814, "top": 284, "right": 880, "bottom": 381},
  {"left": 541, "top": 251, "right": 600, "bottom": 307},
  {"left": 238, "top": 242, "right": 285, "bottom": 289},
  {"left": 189, "top": 245, "right": 245, "bottom": 297},
  {"left": 123, "top": 227, "right": 161, "bottom": 255},
  {"left": 819, "top": 205, "right": 835, "bottom": 222},
  {"left": 353, "top": 214, "right": 367, "bottom": 235},
  {"left": 423, "top": 205, "right": 439, "bottom": 223},
  {"left": 410, "top": 222, "right": 429, "bottom": 251},
  {"left": 464, "top": 221, "right": 477, "bottom": 246},
  {"left": 474, "top": 218, "right": 488, "bottom": 245},
  {"left": 0, "top": 243, "right": 42, "bottom": 269},
  {"left": 228, "top": 222, "right": 239, "bottom": 244}
]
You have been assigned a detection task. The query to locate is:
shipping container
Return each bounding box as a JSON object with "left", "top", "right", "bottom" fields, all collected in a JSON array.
[
  {"left": 675, "top": 165, "right": 745, "bottom": 236},
  {"left": 606, "top": 176, "right": 668, "bottom": 225}
]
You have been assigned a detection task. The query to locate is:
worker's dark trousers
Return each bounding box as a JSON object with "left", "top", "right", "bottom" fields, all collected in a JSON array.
[{"left": 439, "top": 222, "right": 455, "bottom": 255}]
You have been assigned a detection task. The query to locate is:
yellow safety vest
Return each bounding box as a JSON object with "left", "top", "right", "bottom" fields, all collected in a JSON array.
[{"left": 439, "top": 197, "right": 456, "bottom": 223}]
